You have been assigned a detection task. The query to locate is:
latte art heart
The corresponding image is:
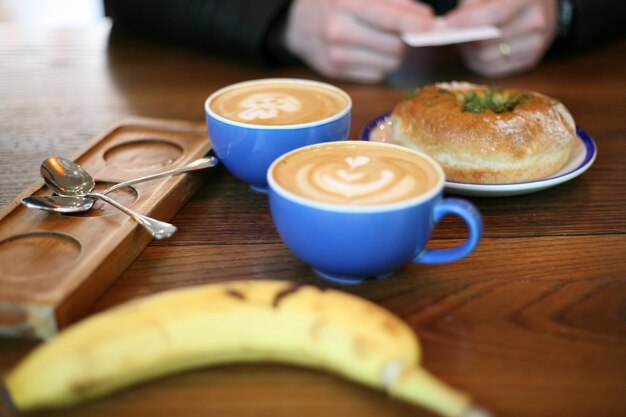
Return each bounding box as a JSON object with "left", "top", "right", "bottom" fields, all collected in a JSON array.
[
  {"left": 273, "top": 143, "right": 440, "bottom": 206},
  {"left": 317, "top": 156, "right": 396, "bottom": 198},
  {"left": 345, "top": 156, "right": 369, "bottom": 169},
  {"left": 319, "top": 169, "right": 395, "bottom": 198}
]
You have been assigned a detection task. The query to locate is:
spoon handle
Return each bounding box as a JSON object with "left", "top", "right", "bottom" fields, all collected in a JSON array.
[
  {"left": 103, "top": 156, "right": 218, "bottom": 194},
  {"left": 88, "top": 193, "right": 177, "bottom": 239}
]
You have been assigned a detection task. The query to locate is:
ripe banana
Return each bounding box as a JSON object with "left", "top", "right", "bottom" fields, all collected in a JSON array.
[{"left": 4, "top": 280, "right": 488, "bottom": 417}]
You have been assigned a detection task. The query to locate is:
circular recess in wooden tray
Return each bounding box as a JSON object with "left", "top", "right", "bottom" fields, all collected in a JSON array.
[
  {"left": 0, "top": 231, "right": 82, "bottom": 280},
  {"left": 103, "top": 139, "right": 184, "bottom": 170}
]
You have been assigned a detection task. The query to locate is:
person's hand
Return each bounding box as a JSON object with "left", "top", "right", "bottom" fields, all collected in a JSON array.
[
  {"left": 282, "top": 0, "right": 434, "bottom": 83},
  {"left": 444, "top": 0, "right": 558, "bottom": 78}
]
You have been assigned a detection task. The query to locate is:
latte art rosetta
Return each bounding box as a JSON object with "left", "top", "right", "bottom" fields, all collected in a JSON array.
[{"left": 273, "top": 144, "right": 440, "bottom": 206}]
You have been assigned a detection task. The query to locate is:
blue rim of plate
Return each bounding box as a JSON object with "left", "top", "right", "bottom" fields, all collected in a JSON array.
[{"left": 360, "top": 112, "right": 597, "bottom": 193}]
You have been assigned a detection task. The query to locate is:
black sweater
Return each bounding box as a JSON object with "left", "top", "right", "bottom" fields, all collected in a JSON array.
[{"left": 106, "top": 0, "right": 626, "bottom": 64}]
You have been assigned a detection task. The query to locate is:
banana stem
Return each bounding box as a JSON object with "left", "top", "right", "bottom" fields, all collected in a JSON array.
[{"left": 387, "top": 366, "right": 489, "bottom": 417}]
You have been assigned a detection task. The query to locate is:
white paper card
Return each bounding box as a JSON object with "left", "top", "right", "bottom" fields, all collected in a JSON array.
[{"left": 402, "top": 19, "right": 501, "bottom": 47}]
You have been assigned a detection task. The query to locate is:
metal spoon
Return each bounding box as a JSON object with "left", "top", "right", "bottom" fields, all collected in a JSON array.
[
  {"left": 39, "top": 157, "right": 177, "bottom": 239},
  {"left": 23, "top": 156, "right": 218, "bottom": 213},
  {"left": 101, "top": 156, "right": 218, "bottom": 194},
  {"left": 22, "top": 195, "right": 95, "bottom": 213},
  {"left": 22, "top": 156, "right": 217, "bottom": 234}
]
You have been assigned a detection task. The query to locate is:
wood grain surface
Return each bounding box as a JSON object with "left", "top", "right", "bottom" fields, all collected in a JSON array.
[{"left": 1, "top": 20, "right": 625, "bottom": 417}]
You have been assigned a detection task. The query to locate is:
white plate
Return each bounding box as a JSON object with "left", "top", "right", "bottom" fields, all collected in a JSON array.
[{"left": 361, "top": 112, "right": 597, "bottom": 197}]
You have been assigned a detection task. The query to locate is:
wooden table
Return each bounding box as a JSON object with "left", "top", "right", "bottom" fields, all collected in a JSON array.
[{"left": 1, "top": 20, "right": 625, "bottom": 417}]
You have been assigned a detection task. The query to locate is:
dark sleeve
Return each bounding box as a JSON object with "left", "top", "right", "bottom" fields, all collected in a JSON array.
[
  {"left": 105, "top": 0, "right": 293, "bottom": 64},
  {"left": 550, "top": 0, "right": 626, "bottom": 55}
]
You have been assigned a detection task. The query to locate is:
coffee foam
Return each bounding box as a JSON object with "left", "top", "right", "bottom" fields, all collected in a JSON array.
[
  {"left": 272, "top": 143, "right": 441, "bottom": 206},
  {"left": 236, "top": 93, "right": 302, "bottom": 121},
  {"left": 210, "top": 81, "right": 349, "bottom": 126}
]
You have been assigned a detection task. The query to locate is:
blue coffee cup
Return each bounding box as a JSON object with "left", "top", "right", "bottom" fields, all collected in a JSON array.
[
  {"left": 267, "top": 141, "right": 482, "bottom": 284},
  {"left": 205, "top": 78, "right": 352, "bottom": 191}
]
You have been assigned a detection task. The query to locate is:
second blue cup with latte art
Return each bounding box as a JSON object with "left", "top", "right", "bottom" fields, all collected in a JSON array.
[
  {"left": 268, "top": 141, "right": 483, "bottom": 284},
  {"left": 205, "top": 78, "right": 352, "bottom": 191}
]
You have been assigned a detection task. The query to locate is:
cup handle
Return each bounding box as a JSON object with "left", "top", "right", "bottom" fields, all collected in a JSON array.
[{"left": 414, "top": 198, "right": 482, "bottom": 264}]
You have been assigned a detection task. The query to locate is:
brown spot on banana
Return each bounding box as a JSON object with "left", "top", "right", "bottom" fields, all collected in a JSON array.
[
  {"left": 272, "top": 283, "right": 304, "bottom": 308},
  {"left": 226, "top": 289, "right": 246, "bottom": 300},
  {"left": 381, "top": 318, "right": 403, "bottom": 338}
]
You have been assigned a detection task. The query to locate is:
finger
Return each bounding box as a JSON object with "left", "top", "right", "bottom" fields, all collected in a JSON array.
[
  {"left": 467, "top": 52, "right": 539, "bottom": 78},
  {"left": 444, "top": 0, "right": 528, "bottom": 27},
  {"left": 498, "top": 3, "right": 554, "bottom": 39},
  {"left": 456, "top": 0, "right": 483, "bottom": 5},
  {"left": 312, "top": 44, "right": 404, "bottom": 81},
  {"left": 326, "top": 44, "right": 404, "bottom": 73},
  {"left": 465, "top": 33, "right": 545, "bottom": 64},
  {"left": 335, "top": 0, "right": 435, "bottom": 33},
  {"left": 323, "top": 12, "right": 407, "bottom": 57},
  {"left": 463, "top": 4, "right": 555, "bottom": 65},
  {"left": 459, "top": 33, "right": 545, "bottom": 77}
]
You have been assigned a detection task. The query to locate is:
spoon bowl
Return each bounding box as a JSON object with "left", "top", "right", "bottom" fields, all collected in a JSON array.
[
  {"left": 41, "top": 157, "right": 95, "bottom": 196},
  {"left": 39, "top": 157, "right": 177, "bottom": 239},
  {"left": 25, "top": 156, "right": 218, "bottom": 238},
  {"left": 21, "top": 196, "right": 95, "bottom": 213}
]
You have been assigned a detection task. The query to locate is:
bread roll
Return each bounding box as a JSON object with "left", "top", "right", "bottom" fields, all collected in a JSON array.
[{"left": 391, "top": 82, "right": 577, "bottom": 184}]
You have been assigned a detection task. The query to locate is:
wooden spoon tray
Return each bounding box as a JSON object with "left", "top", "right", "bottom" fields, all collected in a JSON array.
[{"left": 0, "top": 117, "right": 212, "bottom": 339}]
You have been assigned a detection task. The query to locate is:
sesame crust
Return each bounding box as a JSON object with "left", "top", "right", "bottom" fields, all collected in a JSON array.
[{"left": 391, "top": 83, "right": 577, "bottom": 184}]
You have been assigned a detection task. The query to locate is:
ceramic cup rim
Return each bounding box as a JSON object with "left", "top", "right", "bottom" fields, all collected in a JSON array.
[
  {"left": 267, "top": 141, "right": 446, "bottom": 213},
  {"left": 205, "top": 78, "right": 352, "bottom": 130}
]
